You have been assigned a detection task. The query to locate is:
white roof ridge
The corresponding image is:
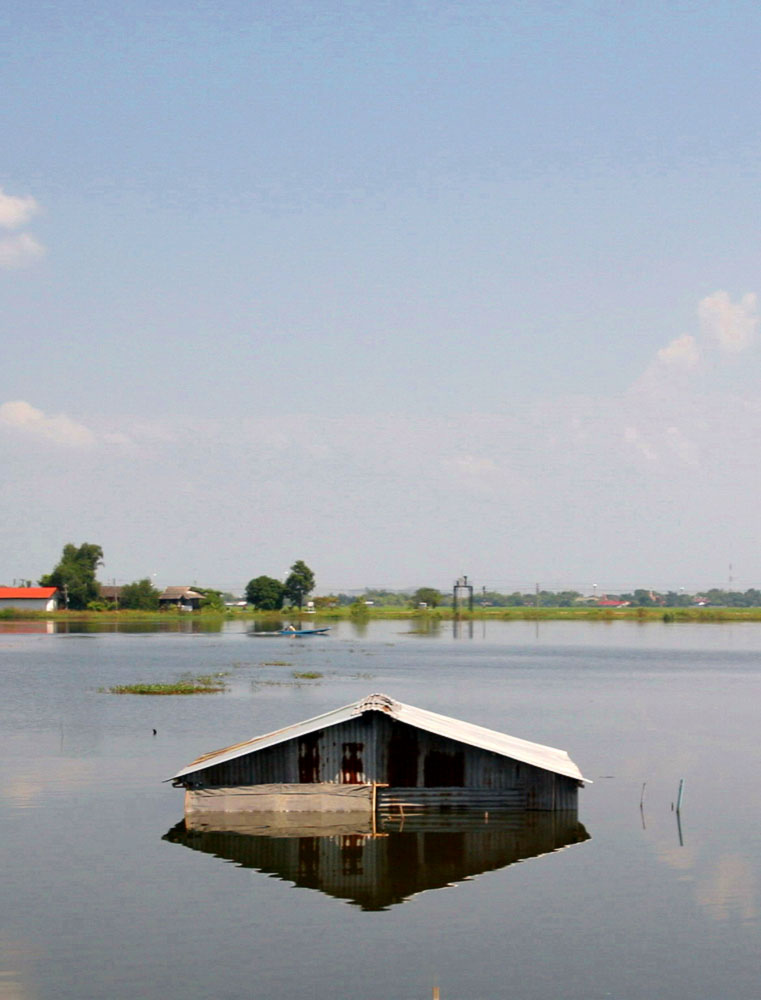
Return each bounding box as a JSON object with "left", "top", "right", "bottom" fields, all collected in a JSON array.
[
  {"left": 390, "top": 699, "right": 587, "bottom": 783},
  {"left": 169, "top": 692, "right": 589, "bottom": 784}
]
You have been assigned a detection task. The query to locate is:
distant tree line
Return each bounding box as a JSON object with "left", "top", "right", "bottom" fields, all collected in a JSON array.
[
  {"left": 37, "top": 543, "right": 229, "bottom": 611},
  {"left": 34, "top": 547, "right": 318, "bottom": 612},
  {"left": 32, "top": 543, "right": 761, "bottom": 611},
  {"left": 328, "top": 586, "right": 761, "bottom": 609}
]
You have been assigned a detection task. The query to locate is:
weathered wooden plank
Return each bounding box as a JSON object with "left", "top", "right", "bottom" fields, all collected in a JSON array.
[{"left": 185, "top": 782, "right": 373, "bottom": 816}]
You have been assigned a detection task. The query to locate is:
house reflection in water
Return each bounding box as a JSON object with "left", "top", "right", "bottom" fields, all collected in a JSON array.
[{"left": 163, "top": 810, "right": 590, "bottom": 911}]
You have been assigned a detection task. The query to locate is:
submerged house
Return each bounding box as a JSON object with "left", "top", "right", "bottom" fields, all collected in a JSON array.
[{"left": 170, "top": 693, "right": 588, "bottom": 817}]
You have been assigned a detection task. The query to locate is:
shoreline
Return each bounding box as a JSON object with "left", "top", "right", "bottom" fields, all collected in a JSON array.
[{"left": 3, "top": 605, "right": 761, "bottom": 624}]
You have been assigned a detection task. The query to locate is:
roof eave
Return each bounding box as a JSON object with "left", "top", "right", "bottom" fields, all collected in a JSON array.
[{"left": 168, "top": 694, "right": 589, "bottom": 784}]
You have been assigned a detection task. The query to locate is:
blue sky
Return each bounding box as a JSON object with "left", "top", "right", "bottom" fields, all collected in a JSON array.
[{"left": 3, "top": 1, "right": 761, "bottom": 595}]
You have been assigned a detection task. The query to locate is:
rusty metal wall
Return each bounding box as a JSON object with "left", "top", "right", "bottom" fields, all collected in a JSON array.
[
  {"left": 200, "top": 715, "right": 378, "bottom": 787},
  {"left": 378, "top": 786, "right": 528, "bottom": 811}
]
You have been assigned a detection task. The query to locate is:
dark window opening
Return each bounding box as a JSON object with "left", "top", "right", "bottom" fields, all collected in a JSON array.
[
  {"left": 424, "top": 749, "right": 465, "bottom": 787},
  {"left": 341, "top": 742, "right": 364, "bottom": 784},
  {"left": 298, "top": 732, "right": 321, "bottom": 783},
  {"left": 388, "top": 724, "right": 419, "bottom": 786}
]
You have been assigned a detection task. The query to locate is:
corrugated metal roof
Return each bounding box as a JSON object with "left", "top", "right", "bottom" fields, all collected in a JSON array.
[
  {"left": 170, "top": 692, "right": 589, "bottom": 783},
  {"left": 0, "top": 587, "right": 57, "bottom": 599},
  {"left": 159, "top": 587, "right": 202, "bottom": 599}
]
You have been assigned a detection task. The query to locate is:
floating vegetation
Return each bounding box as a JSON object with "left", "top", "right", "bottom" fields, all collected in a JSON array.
[
  {"left": 292, "top": 671, "right": 323, "bottom": 680},
  {"left": 104, "top": 673, "right": 227, "bottom": 695},
  {"left": 262, "top": 660, "right": 292, "bottom": 667}
]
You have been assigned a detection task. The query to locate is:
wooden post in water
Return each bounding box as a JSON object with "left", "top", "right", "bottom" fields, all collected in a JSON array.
[{"left": 676, "top": 778, "right": 685, "bottom": 812}]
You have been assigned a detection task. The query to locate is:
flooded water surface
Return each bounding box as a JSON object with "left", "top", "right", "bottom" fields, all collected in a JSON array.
[{"left": 2, "top": 619, "right": 760, "bottom": 999}]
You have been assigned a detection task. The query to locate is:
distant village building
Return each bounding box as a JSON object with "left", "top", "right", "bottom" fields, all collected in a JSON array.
[
  {"left": 596, "top": 597, "right": 630, "bottom": 608},
  {"left": 0, "top": 587, "right": 60, "bottom": 612},
  {"left": 171, "top": 693, "right": 589, "bottom": 818},
  {"left": 99, "top": 585, "right": 123, "bottom": 605},
  {"left": 158, "top": 587, "right": 203, "bottom": 611}
]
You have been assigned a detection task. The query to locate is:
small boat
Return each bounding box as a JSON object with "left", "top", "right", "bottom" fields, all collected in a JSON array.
[{"left": 251, "top": 626, "right": 331, "bottom": 637}]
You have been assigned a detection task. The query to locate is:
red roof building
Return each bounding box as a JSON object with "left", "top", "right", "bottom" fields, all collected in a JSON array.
[{"left": 0, "top": 587, "right": 60, "bottom": 611}]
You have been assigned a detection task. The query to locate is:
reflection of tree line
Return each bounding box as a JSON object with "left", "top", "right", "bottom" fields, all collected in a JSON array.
[
  {"left": 164, "top": 810, "right": 590, "bottom": 911},
  {"left": 31, "top": 619, "right": 227, "bottom": 634}
]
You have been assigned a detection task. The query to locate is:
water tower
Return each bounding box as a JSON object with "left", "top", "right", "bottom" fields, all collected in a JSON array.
[{"left": 452, "top": 575, "right": 474, "bottom": 614}]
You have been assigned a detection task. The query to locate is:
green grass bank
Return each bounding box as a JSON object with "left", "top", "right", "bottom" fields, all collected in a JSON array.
[{"left": 4, "top": 605, "right": 761, "bottom": 624}]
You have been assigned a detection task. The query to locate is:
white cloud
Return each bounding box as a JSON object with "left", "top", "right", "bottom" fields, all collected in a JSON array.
[
  {"left": 0, "top": 187, "right": 40, "bottom": 230},
  {"left": 623, "top": 426, "right": 658, "bottom": 462},
  {"left": 632, "top": 290, "right": 759, "bottom": 399},
  {"left": 0, "top": 400, "right": 96, "bottom": 448},
  {"left": 665, "top": 425, "right": 699, "bottom": 467},
  {"left": 444, "top": 454, "right": 500, "bottom": 477},
  {"left": 102, "top": 431, "right": 134, "bottom": 446},
  {"left": 0, "top": 233, "right": 46, "bottom": 269},
  {"left": 0, "top": 187, "right": 46, "bottom": 268},
  {"left": 698, "top": 290, "right": 758, "bottom": 353},
  {"left": 439, "top": 450, "right": 531, "bottom": 499},
  {"left": 656, "top": 333, "right": 700, "bottom": 368},
  {"left": 2, "top": 394, "right": 760, "bottom": 591}
]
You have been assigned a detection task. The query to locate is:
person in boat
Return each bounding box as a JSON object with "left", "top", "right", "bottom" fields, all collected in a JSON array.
[{"left": 284, "top": 624, "right": 296, "bottom": 632}]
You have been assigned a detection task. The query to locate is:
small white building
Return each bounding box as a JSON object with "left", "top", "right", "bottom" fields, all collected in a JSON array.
[{"left": 0, "top": 587, "right": 60, "bottom": 612}]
